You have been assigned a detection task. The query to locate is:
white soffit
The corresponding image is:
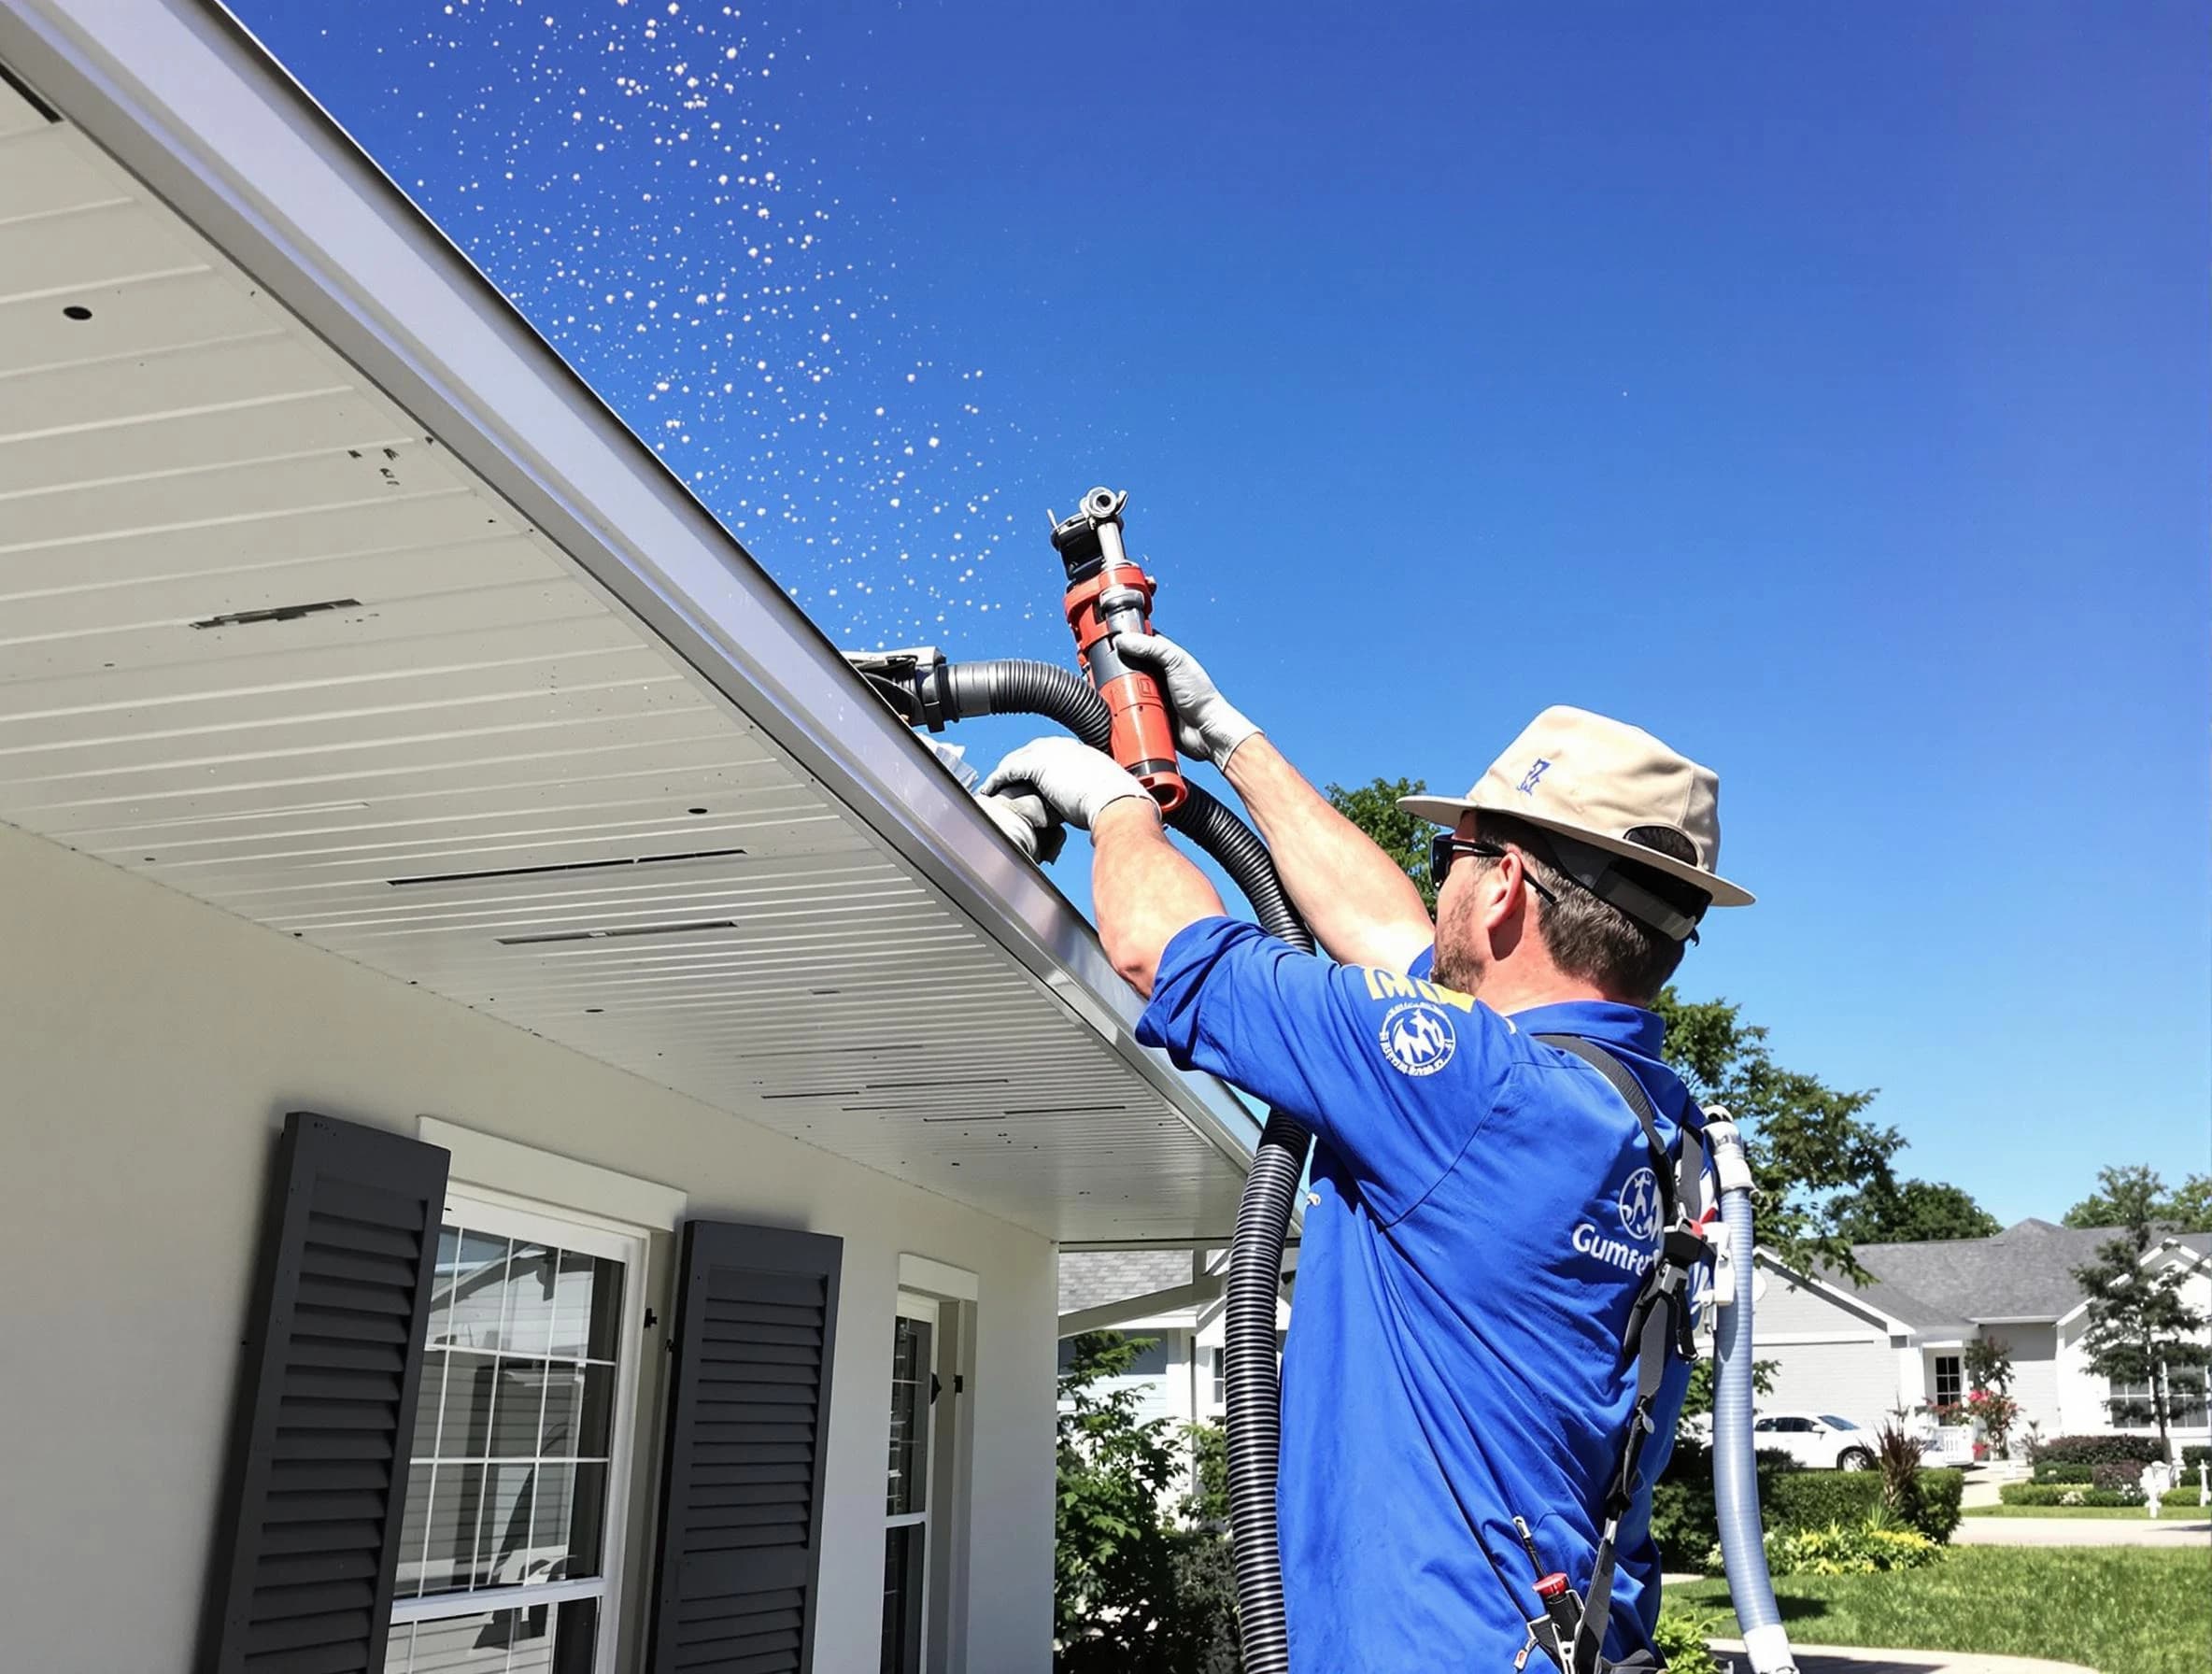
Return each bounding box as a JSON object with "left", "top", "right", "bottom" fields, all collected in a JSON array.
[{"left": 0, "top": 21, "right": 1256, "bottom": 1241}]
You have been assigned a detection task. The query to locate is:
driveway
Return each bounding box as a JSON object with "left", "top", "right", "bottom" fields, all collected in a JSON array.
[{"left": 1953, "top": 1512, "right": 2211, "bottom": 1547}]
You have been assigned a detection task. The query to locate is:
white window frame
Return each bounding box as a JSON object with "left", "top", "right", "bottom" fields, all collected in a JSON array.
[
  {"left": 884, "top": 1291, "right": 942, "bottom": 1674},
  {"left": 387, "top": 1187, "right": 651, "bottom": 1674}
]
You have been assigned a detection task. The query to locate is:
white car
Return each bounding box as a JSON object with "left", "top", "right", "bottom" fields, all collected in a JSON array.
[{"left": 1751, "top": 1411, "right": 1878, "bottom": 1471}]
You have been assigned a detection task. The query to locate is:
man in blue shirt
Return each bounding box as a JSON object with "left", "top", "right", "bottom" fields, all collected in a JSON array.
[{"left": 984, "top": 632, "right": 1753, "bottom": 1671}]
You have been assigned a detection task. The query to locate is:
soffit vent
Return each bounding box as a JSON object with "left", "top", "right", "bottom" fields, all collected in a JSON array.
[
  {"left": 390, "top": 846, "right": 747, "bottom": 887},
  {"left": 495, "top": 917, "right": 737, "bottom": 947}
]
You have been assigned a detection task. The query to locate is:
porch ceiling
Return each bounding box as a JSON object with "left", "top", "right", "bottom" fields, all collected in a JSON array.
[{"left": 0, "top": 19, "right": 1257, "bottom": 1241}]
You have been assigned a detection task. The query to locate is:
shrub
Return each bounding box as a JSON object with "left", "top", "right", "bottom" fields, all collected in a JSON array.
[
  {"left": 2034, "top": 1463, "right": 2095, "bottom": 1484},
  {"left": 2092, "top": 1460, "right": 2148, "bottom": 1494},
  {"left": 1651, "top": 1603, "right": 1726, "bottom": 1674},
  {"left": 2032, "top": 1433, "right": 2167, "bottom": 1468},
  {"left": 1916, "top": 1468, "right": 1965, "bottom": 1542},
  {"left": 2183, "top": 1444, "right": 2210, "bottom": 1470},
  {"left": 1649, "top": 1441, "right": 1797, "bottom": 1570},
  {"left": 1874, "top": 1417, "right": 1926, "bottom": 1527},
  {"left": 1997, "top": 1482, "right": 2198, "bottom": 1508},
  {"left": 1765, "top": 1518, "right": 1943, "bottom": 1576}
]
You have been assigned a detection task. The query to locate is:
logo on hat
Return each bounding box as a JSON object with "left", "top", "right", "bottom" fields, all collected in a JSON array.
[
  {"left": 1377, "top": 1001, "right": 1455, "bottom": 1076},
  {"left": 1518, "top": 758, "right": 1552, "bottom": 795},
  {"left": 1618, "top": 1168, "right": 1662, "bottom": 1243}
]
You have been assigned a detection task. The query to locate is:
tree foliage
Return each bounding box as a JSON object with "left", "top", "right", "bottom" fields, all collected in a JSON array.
[
  {"left": 2064, "top": 1164, "right": 2212, "bottom": 1233},
  {"left": 1321, "top": 774, "right": 1437, "bottom": 910},
  {"left": 1652, "top": 990, "right": 1900, "bottom": 1282},
  {"left": 2067, "top": 1168, "right": 2211, "bottom": 1464},
  {"left": 1834, "top": 1177, "right": 2002, "bottom": 1244},
  {"left": 1056, "top": 1333, "right": 1238, "bottom": 1672}
]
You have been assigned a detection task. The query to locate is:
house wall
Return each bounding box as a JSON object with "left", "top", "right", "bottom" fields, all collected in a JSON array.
[
  {"left": 2054, "top": 1265, "right": 2212, "bottom": 1443},
  {"left": 0, "top": 825, "right": 1056, "bottom": 1674},
  {"left": 1992, "top": 1326, "right": 2062, "bottom": 1440}
]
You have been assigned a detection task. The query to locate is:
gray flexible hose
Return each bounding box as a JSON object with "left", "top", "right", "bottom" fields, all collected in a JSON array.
[
  {"left": 928, "top": 655, "right": 1310, "bottom": 1670},
  {"left": 1709, "top": 1120, "right": 1797, "bottom": 1674}
]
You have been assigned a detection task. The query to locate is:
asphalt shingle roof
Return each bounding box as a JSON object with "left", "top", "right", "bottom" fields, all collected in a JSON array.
[
  {"left": 1836, "top": 1219, "right": 2212, "bottom": 1332},
  {"left": 1057, "top": 1250, "right": 1196, "bottom": 1316}
]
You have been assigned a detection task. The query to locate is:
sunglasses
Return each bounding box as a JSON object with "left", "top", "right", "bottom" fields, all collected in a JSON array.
[{"left": 1428, "top": 833, "right": 1562, "bottom": 907}]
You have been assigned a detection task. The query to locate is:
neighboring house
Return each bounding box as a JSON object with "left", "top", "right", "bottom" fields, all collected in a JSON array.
[
  {"left": 1063, "top": 1220, "right": 2212, "bottom": 1467},
  {"left": 1056, "top": 1247, "right": 1291, "bottom": 1435},
  {"left": 1750, "top": 1219, "right": 2212, "bottom": 1449},
  {"left": 0, "top": 10, "right": 1263, "bottom": 1672}
]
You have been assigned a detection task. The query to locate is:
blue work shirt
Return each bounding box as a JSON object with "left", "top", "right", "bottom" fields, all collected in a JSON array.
[{"left": 1137, "top": 917, "right": 1700, "bottom": 1672}]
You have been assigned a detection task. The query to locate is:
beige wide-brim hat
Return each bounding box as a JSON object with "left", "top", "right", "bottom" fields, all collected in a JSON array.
[{"left": 1399, "top": 704, "right": 1754, "bottom": 909}]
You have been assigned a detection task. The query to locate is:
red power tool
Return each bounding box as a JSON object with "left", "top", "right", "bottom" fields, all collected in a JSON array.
[{"left": 1050, "top": 486, "right": 1187, "bottom": 813}]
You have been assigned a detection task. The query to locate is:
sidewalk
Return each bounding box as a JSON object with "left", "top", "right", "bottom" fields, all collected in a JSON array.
[
  {"left": 1953, "top": 1511, "right": 2211, "bottom": 1547},
  {"left": 1709, "top": 1640, "right": 2096, "bottom": 1674}
]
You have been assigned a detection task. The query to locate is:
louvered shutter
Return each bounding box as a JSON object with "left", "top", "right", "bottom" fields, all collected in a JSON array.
[
  {"left": 647, "top": 1221, "right": 844, "bottom": 1674},
  {"left": 204, "top": 1111, "right": 449, "bottom": 1674}
]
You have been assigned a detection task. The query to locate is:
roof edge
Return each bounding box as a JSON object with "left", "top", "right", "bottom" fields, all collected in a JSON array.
[{"left": 0, "top": 0, "right": 1264, "bottom": 1183}]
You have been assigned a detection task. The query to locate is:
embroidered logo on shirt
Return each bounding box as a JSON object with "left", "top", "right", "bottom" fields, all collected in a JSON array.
[
  {"left": 1377, "top": 1000, "right": 1456, "bottom": 1076},
  {"left": 1618, "top": 1168, "right": 1663, "bottom": 1242}
]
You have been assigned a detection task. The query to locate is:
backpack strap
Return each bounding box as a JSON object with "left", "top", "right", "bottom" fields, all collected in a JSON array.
[{"left": 1528, "top": 1035, "right": 1713, "bottom": 1674}]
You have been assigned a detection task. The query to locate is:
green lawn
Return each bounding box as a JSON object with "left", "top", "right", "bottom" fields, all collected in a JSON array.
[
  {"left": 1966, "top": 1503, "right": 2210, "bottom": 1520},
  {"left": 1671, "top": 1547, "right": 2211, "bottom": 1674}
]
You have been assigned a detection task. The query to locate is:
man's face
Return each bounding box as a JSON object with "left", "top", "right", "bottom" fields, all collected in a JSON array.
[{"left": 1429, "top": 814, "right": 1490, "bottom": 994}]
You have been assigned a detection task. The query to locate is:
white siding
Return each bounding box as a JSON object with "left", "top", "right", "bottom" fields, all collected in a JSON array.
[
  {"left": 0, "top": 823, "right": 1056, "bottom": 1674},
  {"left": 1995, "top": 1326, "right": 2063, "bottom": 1440}
]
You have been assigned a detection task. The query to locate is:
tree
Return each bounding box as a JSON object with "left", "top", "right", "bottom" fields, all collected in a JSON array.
[
  {"left": 1652, "top": 991, "right": 1900, "bottom": 1283},
  {"left": 1961, "top": 1336, "right": 2021, "bottom": 1458},
  {"left": 2068, "top": 1168, "right": 2212, "bottom": 1465},
  {"left": 1055, "top": 1332, "right": 1237, "bottom": 1672},
  {"left": 2064, "top": 1164, "right": 2212, "bottom": 1233},
  {"left": 1833, "top": 1177, "right": 2002, "bottom": 1243},
  {"left": 1322, "top": 777, "right": 1905, "bottom": 1283},
  {"left": 1320, "top": 774, "right": 1437, "bottom": 911},
  {"left": 2167, "top": 1172, "right": 2212, "bottom": 1234}
]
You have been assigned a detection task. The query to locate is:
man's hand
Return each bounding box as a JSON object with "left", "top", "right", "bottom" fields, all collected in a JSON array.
[
  {"left": 980, "top": 736, "right": 1152, "bottom": 830},
  {"left": 1113, "top": 631, "right": 1261, "bottom": 770},
  {"left": 975, "top": 789, "right": 1065, "bottom": 863}
]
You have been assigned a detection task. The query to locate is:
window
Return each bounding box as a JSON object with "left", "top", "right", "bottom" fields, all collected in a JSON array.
[
  {"left": 883, "top": 1295, "right": 939, "bottom": 1674},
  {"left": 1933, "top": 1355, "right": 1963, "bottom": 1407},
  {"left": 1209, "top": 1347, "right": 1226, "bottom": 1414},
  {"left": 388, "top": 1197, "right": 645, "bottom": 1674},
  {"left": 2109, "top": 1367, "right": 2209, "bottom": 1429}
]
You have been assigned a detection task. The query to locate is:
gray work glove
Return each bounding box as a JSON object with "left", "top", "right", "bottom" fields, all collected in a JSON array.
[
  {"left": 981, "top": 736, "right": 1153, "bottom": 831},
  {"left": 976, "top": 788, "right": 1066, "bottom": 864},
  {"left": 1113, "top": 631, "right": 1261, "bottom": 770}
]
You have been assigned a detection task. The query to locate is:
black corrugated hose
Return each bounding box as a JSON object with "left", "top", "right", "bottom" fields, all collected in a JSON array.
[{"left": 932, "top": 658, "right": 1312, "bottom": 1673}]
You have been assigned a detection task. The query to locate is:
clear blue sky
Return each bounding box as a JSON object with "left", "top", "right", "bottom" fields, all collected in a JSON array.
[{"left": 242, "top": 1, "right": 2208, "bottom": 1223}]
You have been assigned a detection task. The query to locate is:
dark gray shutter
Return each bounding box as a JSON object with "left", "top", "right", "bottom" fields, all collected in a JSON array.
[
  {"left": 205, "top": 1112, "right": 449, "bottom": 1674},
  {"left": 648, "top": 1221, "right": 844, "bottom": 1674}
]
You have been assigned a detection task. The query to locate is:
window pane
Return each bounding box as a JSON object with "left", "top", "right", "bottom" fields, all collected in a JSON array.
[
  {"left": 413, "top": 1351, "right": 448, "bottom": 1463},
  {"left": 440, "top": 1354, "right": 498, "bottom": 1460},
  {"left": 409, "top": 1606, "right": 525, "bottom": 1674},
  {"left": 532, "top": 1463, "right": 577, "bottom": 1578},
  {"left": 568, "top": 1462, "right": 609, "bottom": 1576},
  {"left": 440, "top": 1234, "right": 512, "bottom": 1350},
  {"left": 503, "top": 1243, "right": 559, "bottom": 1357},
  {"left": 392, "top": 1602, "right": 597, "bottom": 1674},
  {"left": 477, "top": 1463, "right": 539, "bottom": 1589},
  {"left": 427, "top": 1228, "right": 461, "bottom": 1348},
  {"left": 552, "top": 1250, "right": 624, "bottom": 1361},
  {"left": 395, "top": 1462, "right": 433, "bottom": 1600},
  {"left": 882, "top": 1524, "right": 924, "bottom": 1674},
  {"left": 886, "top": 1316, "right": 931, "bottom": 1517},
  {"left": 540, "top": 1364, "right": 583, "bottom": 1459},
  {"left": 420, "top": 1463, "right": 487, "bottom": 1595},
  {"left": 574, "top": 1364, "right": 617, "bottom": 1459},
  {"left": 490, "top": 1360, "right": 551, "bottom": 1460},
  {"left": 382, "top": 1619, "right": 415, "bottom": 1674}
]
